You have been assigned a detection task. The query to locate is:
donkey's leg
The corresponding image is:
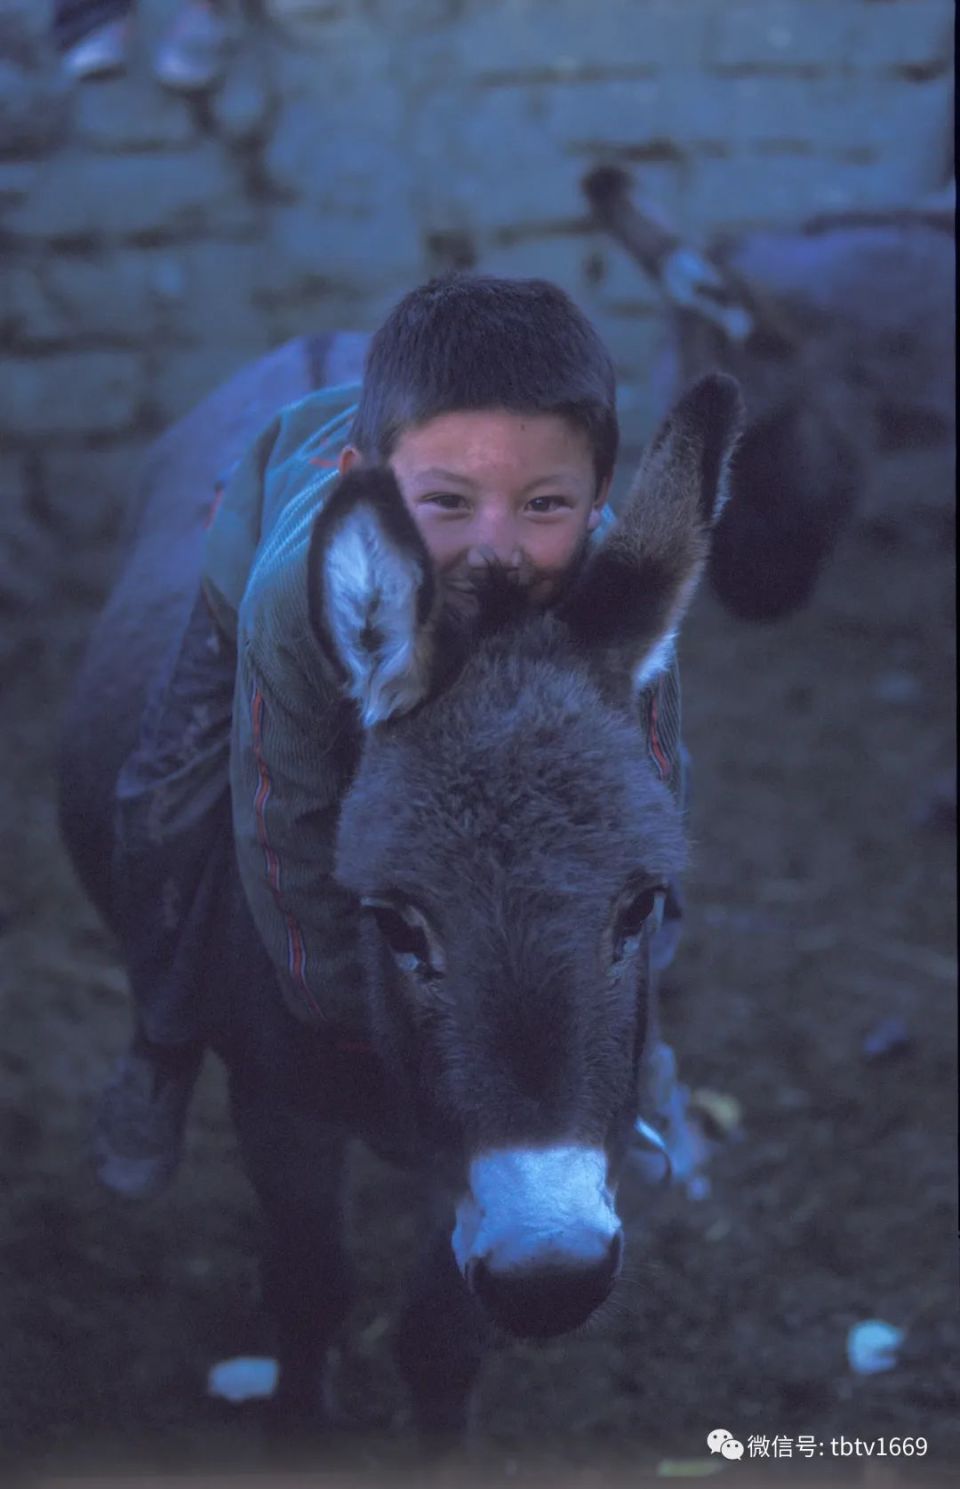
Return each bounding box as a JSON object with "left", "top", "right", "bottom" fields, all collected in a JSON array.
[
  {"left": 230, "top": 1082, "right": 352, "bottom": 1424},
  {"left": 393, "top": 1193, "right": 489, "bottom": 1444}
]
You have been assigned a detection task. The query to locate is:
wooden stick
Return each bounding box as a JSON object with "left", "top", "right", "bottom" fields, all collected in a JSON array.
[{"left": 581, "top": 164, "right": 802, "bottom": 354}]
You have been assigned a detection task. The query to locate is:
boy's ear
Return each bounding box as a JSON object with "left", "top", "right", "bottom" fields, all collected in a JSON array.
[
  {"left": 307, "top": 467, "right": 439, "bottom": 727},
  {"left": 587, "top": 475, "right": 611, "bottom": 532},
  {"left": 338, "top": 444, "right": 361, "bottom": 477},
  {"left": 561, "top": 373, "right": 744, "bottom": 686}
]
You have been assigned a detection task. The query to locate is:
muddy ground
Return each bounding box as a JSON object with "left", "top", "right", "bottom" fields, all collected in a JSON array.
[{"left": 0, "top": 445, "right": 956, "bottom": 1487}]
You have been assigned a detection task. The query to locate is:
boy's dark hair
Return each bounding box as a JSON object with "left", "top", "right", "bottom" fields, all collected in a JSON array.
[{"left": 348, "top": 274, "right": 619, "bottom": 487}]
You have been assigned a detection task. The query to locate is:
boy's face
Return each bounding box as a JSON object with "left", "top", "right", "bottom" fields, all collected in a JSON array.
[{"left": 339, "top": 410, "right": 609, "bottom": 613}]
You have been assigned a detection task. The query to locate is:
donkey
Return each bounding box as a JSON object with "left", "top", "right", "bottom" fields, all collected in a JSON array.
[{"left": 60, "top": 370, "right": 743, "bottom": 1435}]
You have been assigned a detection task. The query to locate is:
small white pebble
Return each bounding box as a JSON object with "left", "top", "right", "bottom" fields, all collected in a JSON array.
[
  {"left": 207, "top": 1355, "right": 279, "bottom": 1402},
  {"left": 846, "top": 1320, "right": 905, "bottom": 1375}
]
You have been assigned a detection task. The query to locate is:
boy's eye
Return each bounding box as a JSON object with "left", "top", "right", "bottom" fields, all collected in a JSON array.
[
  {"left": 424, "top": 492, "right": 469, "bottom": 512},
  {"left": 526, "top": 496, "right": 569, "bottom": 514}
]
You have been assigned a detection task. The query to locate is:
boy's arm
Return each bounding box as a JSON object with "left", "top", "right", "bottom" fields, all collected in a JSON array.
[
  {"left": 204, "top": 384, "right": 361, "bottom": 642},
  {"left": 647, "top": 647, "right": 684, "bottom": 812},
  {"left": 230, "top": 615, "right": 367, "bottom": 1031},
  {"left": 211, "top": 385, "right": 367, "bottom": 1030}
]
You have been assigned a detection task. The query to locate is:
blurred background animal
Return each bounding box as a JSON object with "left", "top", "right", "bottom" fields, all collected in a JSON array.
[{"left": 583, "top": 166, "right": 955, "bottom": 620}]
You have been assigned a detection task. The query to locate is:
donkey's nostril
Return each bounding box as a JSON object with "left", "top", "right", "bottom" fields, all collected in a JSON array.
[{"left": 466, "top": 1235, "right": 622, "bottom": 1339}]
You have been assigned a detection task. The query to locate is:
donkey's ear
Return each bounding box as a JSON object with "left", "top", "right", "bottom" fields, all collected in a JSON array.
[
  {"left": 307, "top": 467, "right": 438, "bottom": 727},
  {"left": 561, "top": 373, "right": 744, "bottom": 686}
]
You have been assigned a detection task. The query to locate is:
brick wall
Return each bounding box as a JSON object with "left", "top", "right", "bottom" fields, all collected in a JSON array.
[{"left": 0, "top": 0, "right": 953, "bottom": 634}]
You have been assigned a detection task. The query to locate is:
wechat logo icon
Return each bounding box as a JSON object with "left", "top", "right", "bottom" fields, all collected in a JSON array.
[{"left": 708, "top": 1428, "right": 745, "bottom": 1460}]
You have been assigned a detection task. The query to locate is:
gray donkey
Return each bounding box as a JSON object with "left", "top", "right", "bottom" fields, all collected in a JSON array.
[{"left": 60, "top": 371, "right": 743, "bottom": 1435}]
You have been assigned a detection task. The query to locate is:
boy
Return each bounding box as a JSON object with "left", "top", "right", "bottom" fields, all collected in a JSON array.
[{"left": 96, "top": 274, "right": 685, "bottom": 1198}]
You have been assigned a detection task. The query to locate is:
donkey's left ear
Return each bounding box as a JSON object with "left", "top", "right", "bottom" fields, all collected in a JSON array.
[{"left": 307, "top": 467, "right": 439, "bottom": 727}]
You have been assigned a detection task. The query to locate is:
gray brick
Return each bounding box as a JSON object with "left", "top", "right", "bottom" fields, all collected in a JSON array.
[
  {"left": 452, "top": 0, "right": 714, "bottom": 76},
  {"left": 0, "top": 352, "right": 142, "bottom": 437},
  {"left": 267, "top": 299, "right": 359, "bottom": 350},
  {"left": 0, "top": 458, "right": 51, "bottom": 619},
  {"left": 263, "top": 197, "right": 422, "bottom": 301},
  {"left": 590, "top": 307, "right": 663, "bottom": 373},
  {"left": 689, "top": 151, "right": 885, "bottom": 232},
  {"left": 135, "top": 242, "right": 269, "bottom": 346},
  {"left": 0, "top": 58, "right": 69, "bottom": 158},
  {"left": 282, "top": 280, "right": 431, "bottom": 352},
  {"left": 676, "top": 65, "right": 950, "bottom": 165},
  {"left": 711, "top": 1, "right": 858, "bottom": 70},
  {"left": 264, "top": 0, "right": 342, "bottom": 15},
  {"left": 852, "top": 0, "right": 953, "bottom": 70},
  {"left": 0, "top": 254, "right": 20, "bottom": 338},
  {"left": 0, "top": 0, "right": 50, "bottom": 49},
  {"left": 595, "top": 312, "right": 672, "bottom": 450},
  {"left": 263, "top": 80, "right": 408, "bottom": 204},
  {"left": 0, "top": 452, "right": 25, "bottom": 507},
  {"left": 534, "top": 75, "right": 682, "bottom": 156},
  {"left": 839, "top": 74, "right": 953, "bottom": 192},
  {"left": 813, "top": 151, "right": 950, "bottom": 211},
  {"left": 146, "top": 343, "right": 273, "bottom": 430},
  {"left": 72, "top": 75, "right": 198, "bottom": 152},
  {"left": 546, "top": 66, "right": 852, "bottom": 157},
  {"left": 684, "top": 72, "right": 848, "bottom": 150},
  {"left": 0, "top": 160, "right": 38, "bottom": 208},
  {"left": 3, "top": 255, "right": 169, "bottom": 347},
  {"left": 263, "top": 1, "right": 380, "bottom": 50},
  {"left": 345, "top": 282, "right": 418, "bottom": 334},
  {"left": 476, "top": 233, "right": 595, "bottom": 290},
  {"left": 615, "top": 372, "right": 674, "bottom": 451},
  {"left": 4, "top": 148, "right": 254, "bottom": 242},
  {"left": 474, "top": 231, "right": 661, "bottom": 317},
  {"left": 446, "top": 88, "right": 589, "bottom": 231},
  {"left": 210, "top": 53, "right": 277, "bottom": 148},
  {"left": 39, "top": 448, "right": 139, "bottom": 542}
]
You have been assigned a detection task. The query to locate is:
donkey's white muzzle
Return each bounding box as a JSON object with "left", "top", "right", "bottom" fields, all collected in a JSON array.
[{"left": 452, "top": 1144, "right": 620, "bottom": 1276}]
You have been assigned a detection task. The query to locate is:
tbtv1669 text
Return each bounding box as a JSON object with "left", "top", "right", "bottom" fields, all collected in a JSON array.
[
  {"left": 744, "top": 1435, "right": 928, "bottom": 1459},
  {"left": 831, "top": 1437, "right": 928, "bottom": 1457}
]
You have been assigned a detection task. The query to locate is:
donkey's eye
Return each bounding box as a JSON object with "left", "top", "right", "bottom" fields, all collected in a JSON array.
[
  {"left": 364, "top": 902, "right": 444, "bottom": 979},
  {"left": 612, "top": 887, "right": 662, "bottom": 964},
  {"left": 370, "top": 906, "right": 428, "bottom": 962}
]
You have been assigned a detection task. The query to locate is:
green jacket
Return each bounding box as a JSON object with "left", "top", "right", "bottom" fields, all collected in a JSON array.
[{"left": 204, "top": 383, "right": 682, "bottom": 1030}]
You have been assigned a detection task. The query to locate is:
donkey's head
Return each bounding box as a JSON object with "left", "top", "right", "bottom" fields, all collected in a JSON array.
[{"left": 308, "top": 375, "right": 743, "bottom": 1339}]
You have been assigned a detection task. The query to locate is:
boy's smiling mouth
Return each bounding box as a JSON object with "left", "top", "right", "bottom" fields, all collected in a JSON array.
[{"left": 439, "top": 561, "right": 557, "bottom": 623}]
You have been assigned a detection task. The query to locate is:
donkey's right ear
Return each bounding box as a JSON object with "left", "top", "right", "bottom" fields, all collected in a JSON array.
[
  {"left": 561, "top": 373, "right": 744, "bottom": 689},
  {"left": 307, "top": 468, "right": 439, "bottom": 727}
]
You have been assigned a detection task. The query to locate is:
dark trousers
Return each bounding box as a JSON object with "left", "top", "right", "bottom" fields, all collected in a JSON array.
[{"left": 112, "top": 588, "right": 235, "bottom": 1045}]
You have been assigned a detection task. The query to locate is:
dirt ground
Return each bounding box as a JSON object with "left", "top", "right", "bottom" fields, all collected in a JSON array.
[{"left": 0, "top": 445, "right": 956, "bottom": 1488}]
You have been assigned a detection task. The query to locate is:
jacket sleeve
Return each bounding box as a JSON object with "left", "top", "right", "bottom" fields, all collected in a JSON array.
[
  {"left": 230, "top": 604, "right": 367, "bottom": 1030},
  {"left": 211, "top": 387, "right": 366, "bottom": 1027},
  {"left": 204, "top": 412, "right": 288, "bottom": 643}
]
